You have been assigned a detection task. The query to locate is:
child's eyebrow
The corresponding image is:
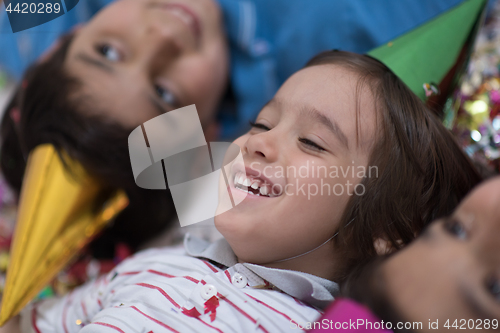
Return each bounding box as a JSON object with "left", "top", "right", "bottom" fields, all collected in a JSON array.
[
  {"left": 263, "top": 97, "right": 349, "bottom": 149},
  {"left": 301, "top": 106, "right": 349, "bottom": 149},
  {"left": 76, "top": 53, "right": 115, "bottom": 74}
]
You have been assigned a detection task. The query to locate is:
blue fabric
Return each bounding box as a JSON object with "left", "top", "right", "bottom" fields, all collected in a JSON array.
[
  {"left": 0, "top": 0, "right": 464, "bottom": 138},
  {"left": 0, "top": 0, "right": 114, "bottom": 78}
]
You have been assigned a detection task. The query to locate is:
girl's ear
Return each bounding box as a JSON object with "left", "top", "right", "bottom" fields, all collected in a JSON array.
[{"left": 373, "top": 237, "right": 399, "bottom": 255}]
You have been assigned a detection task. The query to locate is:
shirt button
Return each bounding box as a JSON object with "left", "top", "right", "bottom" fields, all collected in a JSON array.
[
  {"left": 231, "top": 273, "right": 248, "bottom": 289},
  {"left": 201, "top": 284, "right": 217, "bottom": 300}
]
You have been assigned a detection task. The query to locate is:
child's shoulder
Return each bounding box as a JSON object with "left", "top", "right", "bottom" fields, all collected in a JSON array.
[
  {"left": 117, "top": 242, "right": 192, "bottom": 269},
  {"left": 110, "top": 236, "right": 220, "bottom": 278},
  {"left": 132, "top": 242, "right": 187, "bottom": 259}
]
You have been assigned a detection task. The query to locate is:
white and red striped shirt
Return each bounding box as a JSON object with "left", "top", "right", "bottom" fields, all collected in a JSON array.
[{"left": 21, "top": 234, "right": 338, "bottom": 332}]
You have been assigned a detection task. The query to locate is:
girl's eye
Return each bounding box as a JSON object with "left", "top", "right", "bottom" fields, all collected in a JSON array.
[
  {"left": 96, "top": 44, "right": 120, "bottom": 62},
  {"left": 443, "top": 217, "right": 467, "bottom": 240},
  {"left": 486, "top": 277, "right": 500, "bottom": 302},
  {"left": 249, "top": 121, "right": 270, "bottom": 131},
  {"left": 155, "top": 85, "right": 177, "bottom": 107},
  {"left": 298, "top": 137, "right": 325, "bottom": 151}
]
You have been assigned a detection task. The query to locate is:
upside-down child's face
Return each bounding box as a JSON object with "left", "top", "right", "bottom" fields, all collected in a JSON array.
[
  {"left": 382, "top": 177, "right": 500, "bottom": 330},
  {"left": 215, "top": 65, "right": 378, "bottom": 278},
  {"left": 65, "top": 0, "right": 228, "bottom": 128}
]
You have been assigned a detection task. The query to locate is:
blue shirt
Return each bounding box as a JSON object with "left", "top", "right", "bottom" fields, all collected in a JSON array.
[
  {"left": 0, "top": 0, "right": 464, "bottom": 138},
  {"left": 0, "top": 0, "right": 114, "bottom": 78}
]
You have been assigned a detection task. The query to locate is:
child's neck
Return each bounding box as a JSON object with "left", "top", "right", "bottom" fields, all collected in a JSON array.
[{"left": 239, "top": 240, "right": 340, "bottom": 281}]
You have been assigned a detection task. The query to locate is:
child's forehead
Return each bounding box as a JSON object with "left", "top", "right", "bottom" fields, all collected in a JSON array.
[
  {"left": 286, "top": 65, "right": 358, "bottom": 87},
  {"left": 273, "top": 65, "right": 378, "bottom": 143},
  {"left": 458, "top": 178, "right": 500, "bottom": 219},
  {"left": 277, "top": 65, "right": 374, "bottom": 107}
]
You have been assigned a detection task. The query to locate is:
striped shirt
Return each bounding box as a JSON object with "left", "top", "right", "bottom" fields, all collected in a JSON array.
[{"left": 21, "top": 234, "right": 338, "bottom": 332}]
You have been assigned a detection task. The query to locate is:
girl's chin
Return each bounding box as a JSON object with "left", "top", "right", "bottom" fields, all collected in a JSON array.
[
  {"left": 213, "top": 213, "right": 235, "bottom": 235},
  {"left": 214, "top": 214, "right": 255, "bottom": 239}
]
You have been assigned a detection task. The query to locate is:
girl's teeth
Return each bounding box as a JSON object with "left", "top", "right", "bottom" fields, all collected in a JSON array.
[
  {"left": 232, "top": 172, "right": 277, "bottom": 197},
  {"left": 170, "top": 8, "right": 194, "bottom": 25},
  {"left": 259, "top": 186, "right": 269, "bottom": 196}
]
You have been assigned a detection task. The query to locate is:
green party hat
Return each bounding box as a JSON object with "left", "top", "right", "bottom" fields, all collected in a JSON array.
[{"left": 368, "top": 0, "right": 487, "bottom": 101}]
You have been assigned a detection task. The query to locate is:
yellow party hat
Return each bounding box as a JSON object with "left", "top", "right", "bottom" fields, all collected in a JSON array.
[{"left": 0, "top": 144, "right": 128, "bottom": 325}]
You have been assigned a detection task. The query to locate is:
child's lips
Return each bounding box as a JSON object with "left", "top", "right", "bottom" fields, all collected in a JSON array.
[
  {"left": 228, "top": 166, "right": 284, "bottom": 200},
  {"left": 227, "top": 184, "right": 277, "bottom": 204},
  {"left": 232, "top": 172, "right": 274, "bottom": 196},
  {"left": 227, "top": 162, "right": 283, "bottom": 203}
]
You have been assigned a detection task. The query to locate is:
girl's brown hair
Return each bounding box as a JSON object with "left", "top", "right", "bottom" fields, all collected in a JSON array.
[
  {"left": 341, "top": 255, "right": 413, "bottom": 333},
  {"left": 306, "top": 50, "right": 482, "bottom": 280},
  {"left": 0, "top": 34, "right": 177, "bottom": 256}
]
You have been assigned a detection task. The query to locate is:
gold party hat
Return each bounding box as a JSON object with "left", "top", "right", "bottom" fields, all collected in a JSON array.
[{"left": 0, "top": 144, "right": 128, "bottom": 325}]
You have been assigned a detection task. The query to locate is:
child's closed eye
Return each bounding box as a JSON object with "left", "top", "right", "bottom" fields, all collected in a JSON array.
[
  {"left": 249, "top": 121, "right": 326, "bottom": 151},
  {"left": 249, "top": 121, "right": 270, "bottom": 131},
  {"left": 298, "top": 138, "right": 326, "bottom": 151}
]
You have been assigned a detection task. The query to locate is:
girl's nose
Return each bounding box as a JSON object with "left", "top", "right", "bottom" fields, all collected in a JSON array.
[
  {"left": 244, "top": 131, "right": 279, "bottom": 162},
  {"left": 146, "top": 21, "right": 183, "bottom": 57},
  {"left": 133, "top": 20, "right": 184, "bottom": 74}
]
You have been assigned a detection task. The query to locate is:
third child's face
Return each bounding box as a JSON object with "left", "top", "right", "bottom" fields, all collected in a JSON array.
[
  {"left": 65, "top": 0, "right": 228, "bottom": 128},
  {"left": 382, "top": 177, "right": 500, "bottom": 330},
  {"left": 215, "top": 65, "right": 378, "bottom": 264}
]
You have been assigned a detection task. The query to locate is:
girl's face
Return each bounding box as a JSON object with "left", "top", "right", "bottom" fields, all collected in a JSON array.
[
  {"left": 382, "top": 177, "right": 500, "bottom": 330},
  {"left": 215, "top": 65, "right": 378, "bottom": 271},
  {"left": 65, "top": 0, "right": 228, "bottom": 128}
]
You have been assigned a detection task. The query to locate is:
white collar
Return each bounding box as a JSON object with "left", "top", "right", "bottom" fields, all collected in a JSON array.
[{"left": 184, "top": 234, "right": 338, "bottom": 309}]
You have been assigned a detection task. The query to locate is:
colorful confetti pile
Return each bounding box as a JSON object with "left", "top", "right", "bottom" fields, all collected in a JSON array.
[{"left": 451, "top": 0, "right": 500, "bottom": 174}]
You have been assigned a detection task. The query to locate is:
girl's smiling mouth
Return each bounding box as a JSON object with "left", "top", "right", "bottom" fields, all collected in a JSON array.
[
  {"left": 232, "top": 172, "right": 278, "bottom": 197},
  {"left": 151, "top": 2, "right": 202, "bottom": 43},
  {"left": 228, "top": 166, "right": 283, "bottom": 199}
]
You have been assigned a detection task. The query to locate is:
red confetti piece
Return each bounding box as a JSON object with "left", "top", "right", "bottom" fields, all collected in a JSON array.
[
  {"left": 204, "top": 296, "right": 219, "bottom": 322},
  {"left": 181, "top": 306, "right": 201, "bottom": 318}
]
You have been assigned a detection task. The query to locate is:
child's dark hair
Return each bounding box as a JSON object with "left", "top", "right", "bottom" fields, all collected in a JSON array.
[
  {"left": 0, "top": 33, "right": 177, "bottom": 255},
  {"left": 341, "top": 256, "right": 414, "bottom": 333},
  {"left": 305, "top": 50, "right": 482, "bottom": 281}
]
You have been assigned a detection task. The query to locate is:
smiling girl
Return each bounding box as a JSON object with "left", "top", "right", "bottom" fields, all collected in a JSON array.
[
  {"left": 0, "top": 50, "right": 481, "bottom": 332},
  {"left": 216, "top": 51, "right": 483, "bottom": 281}
]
